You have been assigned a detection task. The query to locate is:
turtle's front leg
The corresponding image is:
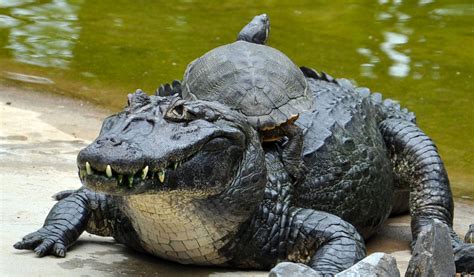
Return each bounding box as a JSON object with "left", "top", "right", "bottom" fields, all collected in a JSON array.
[
  {"left": 13, "top": 188, "right": 114, "bottom": 257},
  {"left": 277, "top": 207, "right": 366, "bottom": 275},
  {"left": 280, "top": 124, "right": 307, "bottom": 181}
]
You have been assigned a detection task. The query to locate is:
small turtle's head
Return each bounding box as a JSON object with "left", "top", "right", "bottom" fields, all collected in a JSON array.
[
  {"left": 77, "top": 91, "right": 266, "bottom": 201},
  {"left": 237, "top": 13, "right": 270, "bottom": 45}
]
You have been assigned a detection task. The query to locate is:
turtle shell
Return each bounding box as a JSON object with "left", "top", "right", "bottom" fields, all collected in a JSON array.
[{"left": 182, "top": 41, "right": 312, "bottom": 131}]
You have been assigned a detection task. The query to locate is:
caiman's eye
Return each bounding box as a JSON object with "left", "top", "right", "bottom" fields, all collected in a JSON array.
[
  {"left": 172, "top": 105, "right": 184, "bottom": 117},
  {"left": 166, "top": 104, "right": 196, "bottom": 121}
]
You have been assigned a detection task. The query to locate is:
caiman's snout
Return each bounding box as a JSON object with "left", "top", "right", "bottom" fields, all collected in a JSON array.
[
  {"left": 78, "top": 137, "right": 144, "bottom": 174},
  {"left": 77, "top": 136, "right": 148, "bottom": 194}
]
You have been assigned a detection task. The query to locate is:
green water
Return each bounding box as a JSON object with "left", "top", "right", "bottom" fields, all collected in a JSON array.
[{"left": 0, "top": 0, "right": 473, "bottom": 199}]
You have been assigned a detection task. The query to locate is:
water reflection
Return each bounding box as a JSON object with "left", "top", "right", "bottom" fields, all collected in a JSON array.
[
  {"left": 358, "top": 0, "right": 413, "bottom": 78},
  {"left": 0, "top": 0, "right": 35, "bottom": 9},
  {"left": 4, "top": 0, "right": 83, "bottom": 69},
  {"left": 380, "top": 31, "right": 410, "bottom": 77},
  {"left": 432, "top": 4, "right": 474, "bottom": 16},
  {"left": 0, "top": 15, "right": 20, "bottom": 28},
  {"left": 356, "top": 47, "right": 379, "bottom": 78}
]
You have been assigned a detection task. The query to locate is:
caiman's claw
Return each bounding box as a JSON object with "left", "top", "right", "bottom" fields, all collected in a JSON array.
[{"left": 13, "top": 226, "right": 68, "bottom": 258}]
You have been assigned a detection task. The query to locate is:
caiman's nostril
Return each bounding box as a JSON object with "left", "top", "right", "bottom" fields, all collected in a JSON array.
[
  {"left": 109, "top": 137, "right": 122, "bottom": 145},
  {"left": 96, "top": 137, "right": 122, "bottom": 146}
]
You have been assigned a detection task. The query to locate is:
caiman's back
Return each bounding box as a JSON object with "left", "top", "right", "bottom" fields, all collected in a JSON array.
[{"left": 295, "top": 75, "right": 395, "bottom": 238}]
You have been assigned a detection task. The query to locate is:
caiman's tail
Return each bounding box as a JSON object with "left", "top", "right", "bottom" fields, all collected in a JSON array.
[
  {"left": 299, "top": 66, "right": 473, "bottom": 272},
  {"left": 379, "top": 118, "right": 473, "bottom": 273}
]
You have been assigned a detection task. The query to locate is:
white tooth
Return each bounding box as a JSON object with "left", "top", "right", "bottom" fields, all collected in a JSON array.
[
  {"left": 79, "top": 170, "right": 85, "bottom": 179},
  {"left": 86, "top": 162, "right": 92, "bottom": 175},
  {"left": 128, "top": 176, "right": 134, "bottom": 187},
  {"left": 174, "top": 162, "right": 178, "bottom": 170},
  {"left": 158, "top": 170, "right": 165, "bottom": 183},
  {"left": 118, "top": 175, "right": 123, "bottom": 183},
  {"left": 106, "top": 165, "right": 112, "bottom": 178},
  {"left": 142, "top": 166, "right": 149, "bottom": 179}
]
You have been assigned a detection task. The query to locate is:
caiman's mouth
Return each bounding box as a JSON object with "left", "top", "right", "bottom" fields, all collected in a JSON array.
[
  {"left": 79, "top": 136, "right": 234, "bottom": 195},
  {"left": 79, "top": 152, "right": 198, "bottom": 195}
]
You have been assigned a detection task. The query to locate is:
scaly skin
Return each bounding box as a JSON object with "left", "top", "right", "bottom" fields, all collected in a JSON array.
[
  {"left": 294, "top": 75, "right": 394, "bottom": 239},
  {"left": 230, "top": 147, "right": 366, "bottom": 273}
]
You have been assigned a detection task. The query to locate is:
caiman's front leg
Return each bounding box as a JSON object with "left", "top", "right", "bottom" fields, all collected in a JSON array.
[
  {"left": 13, "top": 188, "right": 118, "bottom": 257},
  {"left": 380, "top": 118, "right": 474, "bottom": 272},
  {"left": 239, "top": 149, "right": 365, "bottom": 275},
  {"left": 282, "top": 208, "right": 366, "bottom": 275}
]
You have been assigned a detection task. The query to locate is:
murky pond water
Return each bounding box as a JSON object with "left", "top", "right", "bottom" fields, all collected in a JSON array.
[{"left": 0, "top": 0, "right": 472, "bottom": 199}]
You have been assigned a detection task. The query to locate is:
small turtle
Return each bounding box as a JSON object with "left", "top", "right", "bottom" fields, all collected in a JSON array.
[{"left": 179, "top": 14, "right": 313, "bottom": 180}]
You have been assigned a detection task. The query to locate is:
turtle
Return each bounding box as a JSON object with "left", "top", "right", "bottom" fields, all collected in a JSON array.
[{"left": 179, "top": 14, "right": 313, "bottom": 180}]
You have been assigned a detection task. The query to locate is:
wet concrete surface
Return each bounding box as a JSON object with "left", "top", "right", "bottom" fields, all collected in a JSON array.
[{"left": 1, "top": 85, "right": 472, "bottom": 276}]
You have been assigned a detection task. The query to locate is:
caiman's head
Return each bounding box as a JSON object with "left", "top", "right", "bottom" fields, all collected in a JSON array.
[{"left": 77, "top": 90, "right": 266, "bottom": 204}]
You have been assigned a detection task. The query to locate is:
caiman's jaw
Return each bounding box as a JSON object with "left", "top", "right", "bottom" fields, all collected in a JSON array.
[
  {"left": 77, "top": 151, "right": 195, "bottom": 195},
  {"left": 77, "top": 91, "right": 251, "bottom": 196}
]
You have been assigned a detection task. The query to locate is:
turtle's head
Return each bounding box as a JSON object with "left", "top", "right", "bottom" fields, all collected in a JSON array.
[
  {"left": 77, "top": 91, "right": 266, "bottom": 202},
  {"left": 237, "top": 13, "right": 270, "bottom": 45}
]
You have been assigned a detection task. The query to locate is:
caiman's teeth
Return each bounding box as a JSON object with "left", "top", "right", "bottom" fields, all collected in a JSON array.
[
  {"left": 79, "top": 170, "right": 86, "bottom": 179},
  {"left": 118, "top": 175, "right": 123, "bottom": 184},
  {"left": 128, "top": 176, "right": 134, "bottom": 187},
  {"left": 86, "top": 162, "right": 92, "bottom": 175},
  {"left": 158, "top": 169, "right": 165, "bottom": 183},
  {"left": 106, "top": 165, "right": 112, "bottom": 178},
  {"left": 142, "top": 166, "right": 149, "bottom": 179},
  {"left": 174, "top": 162, "right": 178, "bottom": 170}
]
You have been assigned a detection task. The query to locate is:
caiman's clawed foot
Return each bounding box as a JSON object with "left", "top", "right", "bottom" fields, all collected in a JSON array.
[
  {"left": 454, "top": 243, "right": 474, "bottom": 273},
  {"left": 14, "top": 190, "right": 95, "bottom": 258},
  {"left": 14, "top": 226, "right": 68, "bottom": 257}
]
